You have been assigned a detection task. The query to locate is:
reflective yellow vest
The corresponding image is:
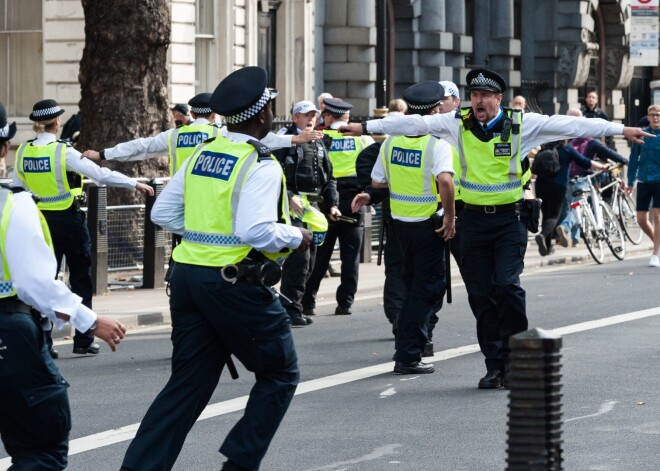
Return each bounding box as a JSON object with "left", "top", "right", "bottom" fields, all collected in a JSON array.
[
  {"left": 381, "top": 135, "right": 440, "bottom": 219},
  {"left": 323, "top": 129, "right": 363, "bottom": 178},
  {"left": 297, "top": 195, "right": 328, "bottom": 246},
  {"left": 0, "top": 187, "right": 55, "bottom": 298},
  {"left": 167, "top": 123, "right": 220, "bottom": 175},
  {"left": 455, "top": 108, "right": 523, "bottom": 205},
  {"left": 173, "top": 137, "right": 293, "bottom": 267},
  {"left": 15, "top": 140, "right": 82, "bottom": 211}
]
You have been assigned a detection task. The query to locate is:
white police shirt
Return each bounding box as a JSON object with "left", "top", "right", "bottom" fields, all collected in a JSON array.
[
  {"left": 151, "top": 131, "right": 302, "bottom": 254},
  {"left": 366, "top": 110, "right": 625, "bottom": 159},
  {"left": 5, "top": 191, "right": 96, "bottom": 332},
  {"left": 371, "top": 135, "right": 454, "bottom": 222},
  {"left": 12, "top": 132, "right": 138, "bottom": 190},
  {"left": 103, "top": 117, "right": 295, "bottom": 161}
]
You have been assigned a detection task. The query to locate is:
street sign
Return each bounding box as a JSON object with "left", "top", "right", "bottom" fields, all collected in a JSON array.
[{"left": 630, "top": 0, "right": 659, "bottom": 66}]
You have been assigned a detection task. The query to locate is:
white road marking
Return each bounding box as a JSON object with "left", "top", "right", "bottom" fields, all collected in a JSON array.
[
  {"left": 304, "top": 444, "right": 401, "bottom": 471},
  {"left": 565, "top": 401, "right": 618, "bottom": 423},
  {"left": 2, "top": 306, "right": 659, "bottom": 468},
  {"left": 379, "top": 387, "right": 397, "bottom": 398}
]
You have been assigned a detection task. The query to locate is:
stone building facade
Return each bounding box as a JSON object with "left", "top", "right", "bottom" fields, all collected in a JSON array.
[{"left": 1, "top": 0, "right": 657, "bottom": 160}]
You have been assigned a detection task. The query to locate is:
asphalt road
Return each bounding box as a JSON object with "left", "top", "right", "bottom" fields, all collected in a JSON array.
[{"left": 2, "top": 254, "right": 659, "bottom": 471}]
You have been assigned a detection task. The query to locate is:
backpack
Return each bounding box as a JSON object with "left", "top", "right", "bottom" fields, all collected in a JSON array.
[{"left": 531, "top": 148, "right": 560, "bottom": 178}]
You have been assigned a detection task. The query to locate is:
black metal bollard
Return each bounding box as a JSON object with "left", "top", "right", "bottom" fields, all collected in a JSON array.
[
  {"left": 506, "top": 328, "right": 563, "bottom": 471},
  {"left": 86, "top": 184, "right": 108, "bottom": 295},
  {"left": 142, "top": 180, "right": 165, "bottom": 289}
]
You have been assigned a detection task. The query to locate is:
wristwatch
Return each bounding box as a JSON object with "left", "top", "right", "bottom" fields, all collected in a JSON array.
[{"left": 361, "top": 122, "right": 369, "bottom": 135}]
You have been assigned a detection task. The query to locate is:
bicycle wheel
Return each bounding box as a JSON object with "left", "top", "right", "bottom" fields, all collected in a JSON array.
[
  {"left": 580, "top": 209, "right": 605, "bottom": 264},
  {"left": 618, "top": 192, "right": 643, "bottom": 245},
  {"left": 601, "top": 202, "right": 625, "bottom": 260}
]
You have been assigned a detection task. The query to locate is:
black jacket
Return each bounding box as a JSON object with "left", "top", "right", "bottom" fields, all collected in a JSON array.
[{"left": 272, "top": 124, "right": 339, "bottom": 211}]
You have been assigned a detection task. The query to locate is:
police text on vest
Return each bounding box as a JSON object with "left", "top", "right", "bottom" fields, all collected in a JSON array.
[
  {"left": 23, "top": 157, "right": 51, "bottom": 173},
  {"left": 191, "top": 152, "right": 238, "bottom": 181},
  {"left": 391, "top": 147, "right": 422, "bottom": 168}
]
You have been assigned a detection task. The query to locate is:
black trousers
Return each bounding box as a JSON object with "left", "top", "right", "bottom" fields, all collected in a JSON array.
[
  {"left": 383, "top": 218, "right": 405, "bottom": 325},
  {"left": 121, "top": 263, "right": 299, "bottom": 471},
  {"left": 535, "top": 179, "right": 567, "bottom": 251},
  {"left": 0, "top": 311, "right": 71, "bottom": 470},
  {"left": 280, "top": 218, "right": 317, "bottom": 319},
  {"left": 302, "top": 198, "right": 364, "bottom": 310},
  {"left": 428, "top": 201, "right": 465, "bottom": 340},
  {"left": 42, "top": 207, "right": 94, "bottom": 347},
  {"left": 459, "top": 206, "right": 529, "bottom": 373},
  {"left": 393, "top": 220, "right": 446, "bottom": 364}
]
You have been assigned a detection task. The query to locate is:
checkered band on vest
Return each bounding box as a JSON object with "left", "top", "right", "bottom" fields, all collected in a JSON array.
[
  {"left": 224, "top": 89, "right": 272, "bottom": 124},
  {"left": 40, "top": 192, "right": 72, "bottom": 203},
  {"left": 323, "top": 103, "right": 350, "bottom": 114},
  {"left": 191, "top": 107, "right": 212, "bottom": 114},
  {"left": 31, "top": 106, "right": 61, "bottom": 118},
  {"left": 407, "top": 99, "right": 442, "bottom": 111},
  {"left": 182, "top": 230, "right": 244, "bottom": 246},
  {"left": 390, "top": 192, "right": 438, "bottom": 204},
  {"left": 469, "top": 73, "right": 501, "bottom": 92},
  {"left": 0, "top": 281, "right": 13, "bottom": 295},
  {"left": 460, "top": 179, "right": 520, "bottom": 192}
]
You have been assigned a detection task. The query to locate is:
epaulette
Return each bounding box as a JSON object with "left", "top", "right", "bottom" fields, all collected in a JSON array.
[
  {"left": 57, "top": 139, "right": 73, "bottom": 147},
  {"left": 506, "top": 107, "right": 522, "bottom": 135},
  {"left": 459, "top": 107, "right": 477, "bottom": 131},
  {"left": 203, "top": 136, "right": 217, "bottom": 144},
  {"left": 247, "top": 139, "right": 272, "bottom": 161}
]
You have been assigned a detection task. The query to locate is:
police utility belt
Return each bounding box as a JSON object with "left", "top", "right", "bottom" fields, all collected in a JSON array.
[
  {"left": 0, "top": 297, "right": 32, "bottom": 315},
  {"left": 220, "top": 259, "right": 282, "bottom": 286}
]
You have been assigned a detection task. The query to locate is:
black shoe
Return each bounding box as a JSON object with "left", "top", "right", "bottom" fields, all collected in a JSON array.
[
  {"left": 73, "top": 343, "right": 100, "bottom": 355},
  {"left": 221, "top": 460, "right": 252, "bottom": 471},
  {"left": 290, "top": 316, "right": 308, "bottom": 327},
  {"left": 304, "top": 315, "right": 313, "bottom": 325},
  {"left": 478, "top": 370, "right": 503, "bottom": 389},
  {"left": 422, "top": 341, "right": 434, "bottom": 357},
  {"left": 335, "top": 306, "right": 352, "bottom": 315},
  {"left": 535, "top": 234, "right": 548, "bottom": 256},
  {"left": 49, "top": 347, "right": 59, "bottom": 359},
  {"left": 302, "top": 307, "right": 316, "bottom": 316},
  {"left": 393, "top": 361, "right": 435, "bottom": 374}
]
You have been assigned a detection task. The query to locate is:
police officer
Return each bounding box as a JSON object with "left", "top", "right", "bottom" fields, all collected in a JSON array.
[
  {"left": 353, "top": 81, "right": 455, "bottom": 374},
  {"left": 83, "top": 94, "right": 321, "bottom": 173},
  {"left": 273, "top": 100, "right": 341, "bottom": 326},
  {"left": 171, "top": 103, "right": 192, "bottom": 127},
  {"left": 341, "top": 68, "right": 652, "bottom": 388},
  {"left": 0, "top": 100, "right": 126, "bottom": 469},
  {"left": 119, "top": 66, "right": 311, "bottom": 471},
  {"left": 83, "top": 93, "right": 219, "bottom": 175},
  {"left": 302, "top": 98, "right": 374, "bottom": 316},
  {"left": 12, "top": 99, "right": 153, "bottom": 356}
]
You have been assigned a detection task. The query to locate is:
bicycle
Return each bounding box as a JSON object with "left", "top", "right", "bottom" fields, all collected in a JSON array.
[
  {"left": 595, "top": 165, "right": 643, "bottom": 245},
  {"left": 569, "top": 171, "right": 626, "bottom": 264}
]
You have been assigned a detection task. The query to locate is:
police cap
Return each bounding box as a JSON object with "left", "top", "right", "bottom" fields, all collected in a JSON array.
[
  {"left": 29, "top": 99, "right": 66, "bottom": 122},
  {"left": 0, "top": 102, "right": 16, "bottom": 144},
  {"left": 403, "top": 81, "right": 445, "bottom": 114},
  {"left": 188, "top": 93, "right": 213, "bottom": 115},
  {"left": 466, "top": 68, "right": 507, "bottom": 94},
  {"left": 210, "top": 66, "right": 278, "bottom": 124},
  {"left": 322, "top": 98, "right": 353, "bottom": 115}
]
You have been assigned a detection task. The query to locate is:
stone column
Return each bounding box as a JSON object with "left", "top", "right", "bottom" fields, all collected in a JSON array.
[
  {"left": 418, "top": 0, "right": 452, "bottom": 82},
  {"left": 324, "top": 0, "right": 376, "bottom": 115}
]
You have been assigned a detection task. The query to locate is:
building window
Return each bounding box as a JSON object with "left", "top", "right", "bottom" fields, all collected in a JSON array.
[
  {"left": 0, "top": 0, "right": 42, "bottom": 116},
  {"left": 195, "top": 0, "right": 215, "bottom": 93}
]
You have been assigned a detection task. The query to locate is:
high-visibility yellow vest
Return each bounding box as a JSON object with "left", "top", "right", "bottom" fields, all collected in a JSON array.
[
  {"left": 381, "top": 135, "right": 440, "bottom": 219},
  {"left": 323, "top": 129, "right": 363, "bottom": 178},
  {"left": 455, "top": 108, "right": 523, "bottom": 205},
  {"left": 0, "top": 187, "right": 55, "bottom": 298},
  {"left": 173, "top": 136, "right": 293, "bottom": 267},
  {"left": 167, "top": 123, "right": 220, "bottom": 175},
  {"left": 297, "top": 195, "right": 328, "bottom": 246},
  {"left": 15, "top": 140, "right": 82, "bottom": 210}
]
